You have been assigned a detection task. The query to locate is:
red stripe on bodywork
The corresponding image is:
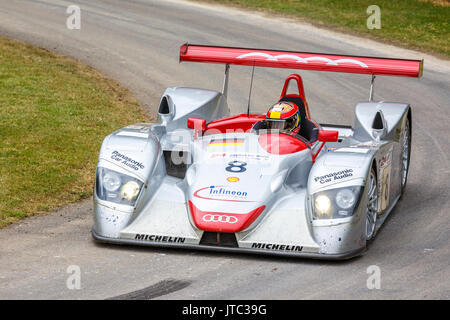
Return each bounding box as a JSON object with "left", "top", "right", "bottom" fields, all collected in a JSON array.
[
  {"left": 258, "top": 133, "right": 310, "bottom": 155},
  {"left": 205, "top": 114, "right": 266, "bottom": 134},
  {"left": 188, "top": 201, "right": 265, "bottom": 233}
]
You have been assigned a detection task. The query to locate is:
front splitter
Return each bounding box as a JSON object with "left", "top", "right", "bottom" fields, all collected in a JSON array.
[{"left": 92, "top": 228, "right": 365, "bottom": 260}]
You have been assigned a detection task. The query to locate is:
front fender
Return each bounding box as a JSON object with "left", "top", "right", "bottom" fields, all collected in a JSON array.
[
  {"left": 93, "top": 124, "right": 165, "bottom": 238},
  {"left": 308, "top": 150, "right": 375, "bottom": 193},
  {"left": 307, "top": 150, "right": 375, "bottom": 254}
]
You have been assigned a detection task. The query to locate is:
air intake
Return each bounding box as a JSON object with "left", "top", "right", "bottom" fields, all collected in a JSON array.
[
  {"left": 371, "top": 110, "right": 387, "bottom": 141},
  {"left": 200, "top": 232, "right": 238, "bottom": 247},
  {"left": 372, "top": 111, "right": 384, "bottom": 130},
  {"left": 158, "top": 96, "right": 170, "bottom": 115}
]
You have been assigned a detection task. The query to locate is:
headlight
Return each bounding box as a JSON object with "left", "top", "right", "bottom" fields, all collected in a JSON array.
[
  {"left": 96, "top": 167, "right": 144, "bottom": 206},
  {"left": 312, "top": 186, "right": 362, "bottom": 220},
  {"left": 335, "top": 189, "right": 357, "bottom": 209},
  {"left": 315, "top": 195, "right": 331, "bottom": 217},
  {"left": 120, "top": 181, "right": 140, "bottom": 201},
  {"left": 103, "top": 172, "right": 121, "bottom": 192}
]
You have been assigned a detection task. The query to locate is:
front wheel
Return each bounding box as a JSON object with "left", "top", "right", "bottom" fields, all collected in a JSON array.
[
  {"left": 400, "top": 118, "right": 411, "bottom": 195},
  {"left": 366, "top": 168, "right": 378, "bottom": 241}
]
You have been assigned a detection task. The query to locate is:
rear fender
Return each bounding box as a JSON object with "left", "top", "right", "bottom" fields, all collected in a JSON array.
[{"left": 353, "top": 101, "right": 410, "bottom": 142}]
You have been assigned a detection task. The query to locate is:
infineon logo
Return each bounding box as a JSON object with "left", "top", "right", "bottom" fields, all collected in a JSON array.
[{"left": 193, "top": 185, "right": 253, "bottom": 202}]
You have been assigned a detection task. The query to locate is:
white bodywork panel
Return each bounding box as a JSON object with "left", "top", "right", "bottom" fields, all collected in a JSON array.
[{"left": 120, "top": 177, "right": 202, "bottom": 244}]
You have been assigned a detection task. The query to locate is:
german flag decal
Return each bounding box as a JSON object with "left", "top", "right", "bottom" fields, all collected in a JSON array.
[{"left": 209, "top": 138, "right": 244, "bottom": 146}]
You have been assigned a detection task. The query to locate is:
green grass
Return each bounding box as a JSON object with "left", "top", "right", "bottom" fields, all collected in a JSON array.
[
  {"left": 0, "top": 36, "right": 149, "bottom": 227},
  {"left": 197, "top": 0, "right": 450, "bottom": 57}
]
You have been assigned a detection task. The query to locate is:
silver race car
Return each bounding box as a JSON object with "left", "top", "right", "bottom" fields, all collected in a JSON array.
[{"left": 92, "top": 44, "right": 423, "bottom": 259}]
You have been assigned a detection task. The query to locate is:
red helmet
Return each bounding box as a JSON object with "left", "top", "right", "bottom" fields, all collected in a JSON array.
[{"left": 265, "top": 101, "right": 301, "bottom": 132}]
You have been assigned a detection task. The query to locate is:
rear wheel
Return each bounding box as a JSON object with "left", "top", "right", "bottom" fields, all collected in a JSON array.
[{"left": 366, "top": 168, "right": 378, "bottom": 241}]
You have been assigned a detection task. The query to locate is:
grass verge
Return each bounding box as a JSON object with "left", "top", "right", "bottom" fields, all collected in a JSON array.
[
  {"left": 196, "top": 0, "right": 449, "bottom": 58},
  {"left": 0, "top": 36, "right": 149, "bottom": 227}
]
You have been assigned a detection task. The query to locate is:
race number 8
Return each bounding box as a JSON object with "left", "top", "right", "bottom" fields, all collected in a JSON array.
[{"left": 226, "top": 161, "right": 247, "bottom": 173}]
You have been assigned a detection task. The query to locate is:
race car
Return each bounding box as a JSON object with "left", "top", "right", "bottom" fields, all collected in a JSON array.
[{"left": 92, "top": 44, "right": 423, "bottom": 259}]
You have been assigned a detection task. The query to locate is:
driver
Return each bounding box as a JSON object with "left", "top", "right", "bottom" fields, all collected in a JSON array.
[{"left": 257, "top": 101, "right": 301, "bottom": 134}]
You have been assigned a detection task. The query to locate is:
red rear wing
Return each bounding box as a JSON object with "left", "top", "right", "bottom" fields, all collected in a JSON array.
[{"left": 179, "top": 44, "right": 423, "bottom": 78}]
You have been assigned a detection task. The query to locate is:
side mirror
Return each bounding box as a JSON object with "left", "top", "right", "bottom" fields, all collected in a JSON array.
[
  {"left": 318, "top": 130, "right": 339, "bottom": 142},
  {"left": 187, "top": 117, "right": 207, "bottom": 139}
]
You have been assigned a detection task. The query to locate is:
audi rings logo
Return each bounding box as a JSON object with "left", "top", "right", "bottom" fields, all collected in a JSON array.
[{"left": 202, "top": 214, "right": 238, "bottom": 224}]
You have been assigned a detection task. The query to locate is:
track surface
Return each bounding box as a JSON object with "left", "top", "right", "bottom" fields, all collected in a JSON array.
[{"left": 0, "top": 0, "right": 449, "bottom": 299}]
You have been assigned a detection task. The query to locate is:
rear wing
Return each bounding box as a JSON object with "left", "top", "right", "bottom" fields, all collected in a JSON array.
[
  {"left": 179, "top": 43, "right": 423, "bottom": 101},
  {"left": 179, "top": 44, "right": 423, "bottom": 78}
]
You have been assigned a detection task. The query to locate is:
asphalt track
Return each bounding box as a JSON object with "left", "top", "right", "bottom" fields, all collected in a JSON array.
[{"left": 0, "top": 0, "right": 449, "bottom": 299}]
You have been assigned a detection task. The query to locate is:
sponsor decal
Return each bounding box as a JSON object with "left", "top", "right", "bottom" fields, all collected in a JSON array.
[
  {"left": 227, "top": 177, "right": 239, "bottom": 182},
  {"left": 379, "top": 147, "right": 393, "bottom": 211},
  {"left": 229, "top": 153, "right": 270, "bottom": 161},
  {"left": 335, "top": 148, "right": 369, "bottom": 154},
  {"left": 251, "top": 242, "right": 303, "bottom": 252},
  {"left": 208, "top": 153, "right": 270, "bottom": 162},
  {"left": 352, "top": 141, "right": 380, "bottom": 148},
  {"left": 202, "top": 214, "right": 238, "bottom": 224},
  {"left": 209, "top": 153, "right": 227, "bottom": 159},
  {"left": 209, "top": 138, "right": 244, "bottom": 146},
  {"left": 116, "top": 131, "right": 148, "bottom": 138},
  {"left": 379, "top": 151, "right": 392, "bottom": 169},
  {"left": 193, "top": 185, "right": 254, "bottom": 202},
  {"left": 314, "top": 169, "right": 353, "bottom": 184},
  {"left": 236, "top": 52, "right": 369, "bottom": 68},
  {"left": 134, "top": 234, "right": 185, "bottom": 243},
  {"left": 111, "top": 150, "right": 145, "bottom": 171},
  {"left": 125, "top": 124, "right": 150, "bottom": 132},
  {"left": 359, "top": 235, "right": 366, "bottom": 247}
]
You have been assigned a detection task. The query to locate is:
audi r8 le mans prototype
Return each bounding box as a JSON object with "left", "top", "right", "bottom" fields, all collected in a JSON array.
[{"left": 92, "top": 44, "right": 422, "bottom": 259}]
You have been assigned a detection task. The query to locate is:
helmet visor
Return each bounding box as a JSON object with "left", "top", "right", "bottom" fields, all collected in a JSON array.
[{"left": 265, "top": 118, "right": 297, "bottom": 131}]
